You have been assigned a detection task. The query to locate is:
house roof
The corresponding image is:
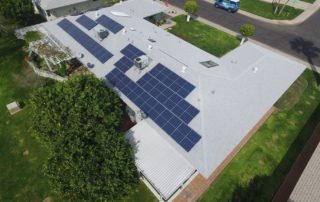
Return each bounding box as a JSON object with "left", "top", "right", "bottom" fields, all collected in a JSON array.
[
  {"left": 40, "top": 0, "right": 305, "bottom": 179},
  {"left": 35, "top": 0, "right": 89, "bottom": 10},
  {"left": 126, "top": 120, "right": 195, "bottom": 200}
]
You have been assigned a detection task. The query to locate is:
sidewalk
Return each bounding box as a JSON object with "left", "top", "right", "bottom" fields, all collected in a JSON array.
[{"left": 202, "top": 0, "right": 320, "bottom": 25}]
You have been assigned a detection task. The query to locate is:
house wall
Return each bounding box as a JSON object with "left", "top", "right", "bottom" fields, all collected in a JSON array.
[{"left": 41, "top": 0, "right": 107, "bottom": 21}]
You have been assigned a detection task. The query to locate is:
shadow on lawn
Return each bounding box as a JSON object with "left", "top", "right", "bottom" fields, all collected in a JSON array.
[
  {"left": 231, "top": 102, "right": 320, "bottom": 202},
  {"left": 290, "top": 37, "right": 320, "bottom": 86}
]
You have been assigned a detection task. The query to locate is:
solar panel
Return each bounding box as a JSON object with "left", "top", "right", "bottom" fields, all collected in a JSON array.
[
  {"left": 58, "top": 19, "right": 113, "bottom": 63},
  {"left": 76, "top": 15, "right": 97, "bottom": 30},
  {"left": 120, "top": 44, "right": 145, "bottom": 60},
  {"left": 114, "top": 56, "right": 134, "bottom": 73},
  {"left": 149, "top": 64, "right": 195, "bottom": 98},
  {"left": 96, "top": 15, "right": 124, "bottom": 34},
  {"left": 105, "top": 69, "right": 201, "bottom": 152}
]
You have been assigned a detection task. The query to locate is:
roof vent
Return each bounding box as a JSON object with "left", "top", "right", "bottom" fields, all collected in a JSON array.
[
  {"left": 77, "top": 53, "right": 84, "bottom": 59},
  {"left": 87, "top": 62, "right": 94, "bottom": 69},
  {"left": 148, "top": 45, "right": 153, "bottom": 51},
  {"left": 252, "top": 67, "right": 258, "bottom": 73},
  {"left": 181, "top": 66, "right": 187, "bottom": 73},
  {"left": 148, "top": 38, "right": 156, "bottom": 43},
  {"left": 134, "top": 55, "right": 150, "bottom": 70},
  {"left": 95, "top": 12, "right": 101, "bottom": 19},
  {"left": 129, "top": 27, "right": 136, "bottom": 31}
]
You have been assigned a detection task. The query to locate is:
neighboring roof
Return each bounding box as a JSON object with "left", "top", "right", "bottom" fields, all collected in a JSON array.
[
  {"left": 40, "top": 0, "right": 305, "bottom": 178},
  {"left": 35, "top": 0, "right": 89, "bottom": 10},
  {"left": 126, "top": 120, "right": 195, "bottom": 200},
  {"left": 289, "top": 143, "right": 320, "bottom": 202}
]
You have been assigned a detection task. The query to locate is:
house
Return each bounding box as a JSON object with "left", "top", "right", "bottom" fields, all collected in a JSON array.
[
  {"left": 26, "top": 0, "right": 305, "bottom": 200},
  {"left": 33, "top": 0, "right": 106, "bottom": 21}
]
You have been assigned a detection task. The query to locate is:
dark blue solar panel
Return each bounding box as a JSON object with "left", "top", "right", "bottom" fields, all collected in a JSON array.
[
  {"left": 120, "top": 44, "right": 145, "bottom": 60},
  {"left": 58, "top": 19, "right": 113, "bottom": 63},
  {"left": 149, "top": 63, "right": 196, "bottom": 98},
  {"left": 114, "top": 56, "right": 134, "bottom": 73},
  {"left": 96, "top": 15, "right": 124, "bottom": 34},
  {"left": 105, "top": 69, "right": 201, "bottom": 152},
  {"left": 76, "top": 15, "right": 97, "bottom": 30}
]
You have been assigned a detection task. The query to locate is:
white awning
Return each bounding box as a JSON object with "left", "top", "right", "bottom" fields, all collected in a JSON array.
[{"left": 127, "top": 120, "right": 195, "bottom": 200}]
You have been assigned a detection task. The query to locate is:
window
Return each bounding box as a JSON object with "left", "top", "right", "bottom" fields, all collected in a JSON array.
[{"left": 200, "top": 60, "right": 218, "bottom": 68}]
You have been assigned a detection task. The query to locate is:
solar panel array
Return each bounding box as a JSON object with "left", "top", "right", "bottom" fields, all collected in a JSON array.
[
  {"left": 57, "top": 19, "right": 113, "bottom": 63},
  {"left": 149, "top": 64, "right": 195, "bottom": 98},
  {"left": 76, "top": 15, "right": 97, "bottom": 30},
  {"left": 106, "top": 68, "right": 201, "bottom": 151},
  {"left": 114, "top": 56, "right": 134, "bottom": 73},
  {"left": 121, "top": 44, "right": 145, "bottom": 60},
  {"left": 137, "top": 72, "right": 199, "bottom": 124},
  {"left": 96, "top": 15, "right": 124, "bottom": 34}
]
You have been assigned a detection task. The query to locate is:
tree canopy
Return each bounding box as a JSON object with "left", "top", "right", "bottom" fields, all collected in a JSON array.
[
  {"left": 184, "top": 0, "right": 198, "bottom": 14},
  {"left": 240, "top": 24, "right": 256, "bottom": 37},
  {"left": 31, "top": 75, "right": 139, "bottom": 201},
  {"left": 0, "top": 0, "right": 34, "bottom": 21}
]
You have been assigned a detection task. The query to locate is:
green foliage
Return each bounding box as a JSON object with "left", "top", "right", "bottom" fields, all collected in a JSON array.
[
  {"left": 240, "top": 24, "right": 256, "bottom": 37},
  {"left": 24, "top": 31, "right": 42, "bottom": 43},
  {"left": 31, "top": 75, "right": 139, "bottom": 201},
  {"left": 184, "top": 0, "right": 198, "bottom": 14},
  {"left": 0, "top": 0, "right": 34, "bottom": 22}
]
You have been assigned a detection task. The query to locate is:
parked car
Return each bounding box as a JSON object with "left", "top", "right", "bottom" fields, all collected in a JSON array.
[{"left": 214, "top": 0, "right": 240, "bottom": 13}]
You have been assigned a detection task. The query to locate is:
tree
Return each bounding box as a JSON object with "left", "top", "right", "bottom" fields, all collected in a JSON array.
[
  {"left": 0, "top": 0, "right": 34, "bottom": 21},
  {"left": 31, "top": 75, "right": 139, "bottom": 201},
  {"left": 184, "top": 0, "right": 198, "bottom": 22},
  {"left": 240, "top": 24, "right": 256, "bottom": 45}
]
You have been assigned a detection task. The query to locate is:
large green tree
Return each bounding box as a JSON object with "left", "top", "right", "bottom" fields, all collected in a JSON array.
[
  {"left": 0, "top": 0, "right": 34, "bottom": 21},
  {"left": 31, "top": 75, "right": 139, "bottom": 201}
]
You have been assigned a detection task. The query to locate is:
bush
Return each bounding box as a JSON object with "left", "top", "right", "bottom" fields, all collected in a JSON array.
[
  {"left": 240, "top": 24, "right": 256, "bottom": 37},
  {"left": 184, "top": 0, "right": 198, "bottom": 14},
  {"left": 24, "top": 31, "right": 42, "bottom": 43}
]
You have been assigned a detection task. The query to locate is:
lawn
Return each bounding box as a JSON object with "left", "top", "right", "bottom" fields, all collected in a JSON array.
[
  {"left": 0, "top": 34, "right": 57, "bottom": 201},
  {"left": 169, "top": 15, "right": 240, "bottom": 57},
  {"left": 200, "top": 69, "right": 320, "bottom": 202},
  {"left": 301, "top": 0, "right": 316, "bottom": 3},
  {"left": 0, "top": 34, "right": 155, "bottom": 201},
  {"left": 240, "top": 0, "right": 304, "bottom": 20}
]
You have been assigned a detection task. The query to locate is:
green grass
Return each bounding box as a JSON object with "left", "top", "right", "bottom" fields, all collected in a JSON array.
[
  {"left": 301, "top": 0, "right": 316, "bottom": 3},
  {"left": 240, "top": 0, "right": 304, "bottom": 20},
  {"left": 200, "top": 69, "right": 320, "bottom": 202},
  {"left": 169, "top": 15, "right": 240, "bottom": 57},
  {"left": 24, "top": 31, "right": 42, "bottom": 43},
  {"left": 126, "top": 182, "right": 158, "bottom": 202},
  {"left": 0, "top": 34, "right": 58, "bottom": 201},
  {"left": 0, "top": 33, "right": 156, "bottom": 201}
]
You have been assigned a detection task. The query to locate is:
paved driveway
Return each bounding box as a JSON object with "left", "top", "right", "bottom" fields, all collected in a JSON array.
[{"left": 170, "top": 0, "right": 320, "bottom": 67}]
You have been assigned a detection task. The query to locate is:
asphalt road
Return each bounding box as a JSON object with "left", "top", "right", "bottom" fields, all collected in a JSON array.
[{"left": 170, "top": 0, "right": 320, "bottom": 67}]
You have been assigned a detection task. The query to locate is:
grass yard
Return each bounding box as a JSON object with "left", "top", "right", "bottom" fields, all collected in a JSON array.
[
  {"left": 0, "top": 33, "right": 155, "bottom": 201},
  {"left": 301, "top": 0, "right": 316, "bottom": 3},
  {"left": 240, "top": 0, "right": 303, "bottom": 20},
  {"left": 0, "top": 34, "right": 58, "bottom": 201},
  {"left": 169, "top": 15, "right": 240, "bottom": 57},
  {"left": 200, "top": 69, "right": 320, "bottom": 202}
]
